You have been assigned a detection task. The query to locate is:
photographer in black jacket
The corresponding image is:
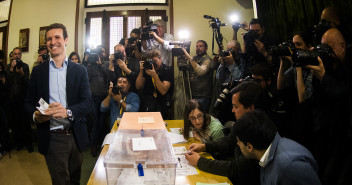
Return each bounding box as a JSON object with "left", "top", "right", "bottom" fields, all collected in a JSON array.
[{"left": 85, "top": 48, "right": 115, "bottom": 157}]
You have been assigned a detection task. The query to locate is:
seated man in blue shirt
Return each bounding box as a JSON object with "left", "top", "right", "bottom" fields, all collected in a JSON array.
[
  {"left": 101, "top": 76, "right": 139, "bottom": 129},
  {"left": 233, "top": 110, "right": 321, "bottom": 185}
]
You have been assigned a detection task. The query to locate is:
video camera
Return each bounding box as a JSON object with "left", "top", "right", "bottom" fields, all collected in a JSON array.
[
  {"left": 170, "top": 41, "right": 191, "bottom": 70},
  {"left": 232, "top": 22, "right": 244, "bottom": 31},
  {"left": 213, "top": 76, "right": 253, "bottom": 110},
  {"left": 269, "top": 41, "right": 294, "bottom": 57},
  {"left": 141, "top": 20, "right": 158, "bottom": 40},
  {"left": 292, "top": 43, "right": 334, "bottom": 67},
  {"left": 204, "top": 15, "right": 227, "bottom": 29}
]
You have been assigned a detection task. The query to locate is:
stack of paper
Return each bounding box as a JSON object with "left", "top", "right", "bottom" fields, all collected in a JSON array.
[{"left": 167, "top": 132, "right": 187, "bottom": 144}]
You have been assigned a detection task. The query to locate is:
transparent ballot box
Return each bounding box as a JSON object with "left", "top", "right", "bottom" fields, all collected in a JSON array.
[{"left": 104, "top": 129, "right": 177, "bottom": 185}]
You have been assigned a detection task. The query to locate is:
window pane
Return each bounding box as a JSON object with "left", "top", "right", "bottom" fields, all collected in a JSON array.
[
  {"left": 87, "top": 0, "right": 166, "bottom": 6},
  {"left": 90, "top": 18, "right": 102, "bottom": 49},
  {"left": 110, "top": 17, "right": 123, "bottom": 54},
  {"left": 127, "top": 16, "right": 141, "bottom": 36},
  {"left": 149, "top": 16, "right": 162, "bottom": 22},
  {"left": 0, "top": 0, "right": 11, "bottom": 22}
]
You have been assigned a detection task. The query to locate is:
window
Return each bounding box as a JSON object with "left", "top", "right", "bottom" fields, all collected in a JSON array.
[
  {"left": 86, "top": 10, "right": 166, "bottom": 55},
  {"left": 86, "top": 0, "right": 167, "bottom": 7},
  {"left": 89, "top": 18, "right": 102, "bottom": 49},
  {"left": 0, "top": 0, "right": 11, "bottom": 23}
]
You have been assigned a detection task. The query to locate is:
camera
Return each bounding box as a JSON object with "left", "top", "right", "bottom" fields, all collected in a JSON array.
[
  {"left": 15, "top": 59, "right": 24, "bottom": 70},
  {"left": 204, "top": 15, "right": 227, "bottom": 29},
  {"left": 113, "top": 51, "right": 124, "bottom": 65},
  {"left": 170, "top": 41, "right": 191, "bottom": 71},
  {"left": 232, "top": 22, "right": 243, "bottom": 31},
  {"left": 313, "top": 19, "right": 332, "bottom": 44},
  {"left": 213, "top": 76, "right": 253, "bottom": 110},
  {"left": 292, "top": 43, "right": 334, "bottom": 67},
  {"left": 269, "top": 41, "right": 294, "bottom": 57},
  {"left": 41, "top": 53, "right": 50, "bottom": 63},
  {"left": 141, "top": 21, "right": 158, "bottom": 40},
  {"left": 143, "top": 58, "right": 155, "bottom": 70},
  {"left": 128, "top": 37, "right": 138, "bottom": 45},
  {"left": 219, "top": 49, "right": 235, "bottom": 57},
  {"left": 85, "top": 49, "right": 100, "bottom": 64},
  {"left": 243, "top": 30, "right": 259, "bottom": 45},
  {"left": 112, "top": 85, "right": 121, "bottom": 95}
]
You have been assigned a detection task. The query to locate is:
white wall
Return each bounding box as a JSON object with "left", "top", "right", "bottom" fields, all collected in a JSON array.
[{"left": 8, "top": 0, "right": 76, "bottom": 70}]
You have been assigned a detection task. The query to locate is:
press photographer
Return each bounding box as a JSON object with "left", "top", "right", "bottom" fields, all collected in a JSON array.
[
  {"left": 305, "top": 28, "right": 352, "bottom": 184},
  {"left": 119, "top": 28, "right": 142, "bottom": 59},
  {"left": 100, "top": 77, "right": 139, "bottom": 129},
  {"left": 33, "top": 45, "right": 49, "bottom": 68},
  {"left": 141, "top": 19, "right": 174, "bottom": 67},
  {"left": 109, "top": 44, "right": 140, "bottom": 92},
  {"left": 136, "top": 50, "right": 173, "bottom": 119},
  {"left": 85, "top": 47, "right": 114, "bottom": 157},
  {"left": 5, "top": 47, "right": 31, "bottom": 152},
  {"left": 241, "top": 19, "right": 277, "bottom": 77}
]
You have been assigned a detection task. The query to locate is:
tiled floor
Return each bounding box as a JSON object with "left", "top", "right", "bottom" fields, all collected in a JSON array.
[{"left": 0, "top": 144, "right": 99, "bottom": 185}]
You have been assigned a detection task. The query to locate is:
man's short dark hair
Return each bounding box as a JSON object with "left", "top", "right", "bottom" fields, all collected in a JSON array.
[
  {"left": 45, "top": 23, "right": 68, "bottom": 40},
  {"left": 233, "top": 110, "right": 277, "bottom": 150},
  {"left": 251, "top": 63, "right": 273, "bottom": 81},
  {"left": 13, "top": 47, "right": 22, "bottom": 53},
  {"left": 38, "top": 45, "right": 48, "bottom": 54},
  {"left": 131, "top": 28, "right": 141, "bottom": 35},
  {"left": 249, "top": 18, "right": 264, "bottom": 29},
  {"left": 230, "top": 81, "right": 264, "bottom": 109},
  {"left": 197, "top": 40, "right": 208, "bottom": 48}
]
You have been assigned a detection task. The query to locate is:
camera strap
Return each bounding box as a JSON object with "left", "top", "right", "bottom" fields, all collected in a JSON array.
[
  {"left": 119, "top": 96, "right": 127, "bottom": 114},
  {"left": 121, "top": 60, "right": 129, "bottom": 76}
]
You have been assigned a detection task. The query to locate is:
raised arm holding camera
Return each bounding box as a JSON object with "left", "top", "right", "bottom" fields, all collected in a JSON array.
[
  {"left": 109, "top": 44, "right": 140, "bottom": 92},
  {"left": 182, "top": 40, "right": 213, "bottom": 112},
  {"left": 141, "top": 19, "right": 174, "bottom": 67},
  {"left": 136, "top": 50, "right": 172, "bottom": 119}
]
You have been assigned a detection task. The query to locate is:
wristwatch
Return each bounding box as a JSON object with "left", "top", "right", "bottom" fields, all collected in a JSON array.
[
  {"left": 67, "top": 109, "right": 74, "bottom": 121},
  {"left": 119, "top": 99, "right": 124, "bottom": 104}
]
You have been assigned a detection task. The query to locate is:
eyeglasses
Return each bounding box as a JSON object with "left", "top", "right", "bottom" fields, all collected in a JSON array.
[{"left": 189, "top": 113, "right": 204, "bottom": 121}]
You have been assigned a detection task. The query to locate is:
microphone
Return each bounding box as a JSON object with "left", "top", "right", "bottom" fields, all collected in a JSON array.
[{"left": 203, "top": 15, "right": 214, "bottom": 19}]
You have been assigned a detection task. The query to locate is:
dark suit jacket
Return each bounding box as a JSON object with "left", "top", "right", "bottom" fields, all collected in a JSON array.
[{"left": 25, "top": 60, "right": 93, "bottom": 155}]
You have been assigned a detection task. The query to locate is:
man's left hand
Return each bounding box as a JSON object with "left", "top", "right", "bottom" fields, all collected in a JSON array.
[
  {"left": 254, "top": 39, "right": 267, "bottom": 56},
  {"left": 117, "top": 59, "right": 127, "bottom": 71},
  {"left": 44, "top": 102, "right": 68, "bottom": 119},
  {"left": 185, "top": 151, "right": 200, "bottom": 166},
  {"left": 145, "top": 65, "right": 157, "bottom": 77}
]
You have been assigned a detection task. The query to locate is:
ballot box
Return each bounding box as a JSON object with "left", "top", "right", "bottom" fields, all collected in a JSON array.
[{"left": 104, "top": 129, "right": 177, "bottom": 185}]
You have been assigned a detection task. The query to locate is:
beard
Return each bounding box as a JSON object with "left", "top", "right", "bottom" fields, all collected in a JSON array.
[{"left": 196, "top": 50, "right": 206, "bottom": 56}]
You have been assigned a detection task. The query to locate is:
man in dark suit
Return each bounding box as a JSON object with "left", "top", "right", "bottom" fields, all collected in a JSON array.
[{"left": 25, "top": 23, "right": 93, "bottom": 185}]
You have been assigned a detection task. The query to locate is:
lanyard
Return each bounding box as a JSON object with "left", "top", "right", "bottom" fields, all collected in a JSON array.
[
  {"left": 121, "top": 60, "right": 128, "bottom": 76},
  {"left": 119, "top": 96, "right": 127, "bottom": 115}
]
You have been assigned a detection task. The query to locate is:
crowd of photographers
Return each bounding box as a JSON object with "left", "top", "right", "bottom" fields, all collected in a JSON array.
[{"left": 0, "top": 7, "right": 351, "bottom": 184}]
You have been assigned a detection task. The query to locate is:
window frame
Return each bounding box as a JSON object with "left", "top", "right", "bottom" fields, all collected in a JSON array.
[
  {"left": 85, "top": 0, "right": 168, "bottom": 8},
  {"left": 85, "top": 10, "right": 166, "bottom": 55}
]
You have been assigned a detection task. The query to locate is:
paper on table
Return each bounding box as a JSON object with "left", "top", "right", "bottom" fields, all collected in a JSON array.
[
  {"left": 176, "top": 154, "right": 198, "bottom": 176},
  {"left": 170, "top": 128, "right": 183, "bottom": 134},
  {"left": 173, "top": 146, "right": 187, "bottom": 155},
  {"left": 137, "top": 116, "right": 154, "bottom": 124},
  {"left": 132, "top": 137, "right": 157, "bottom": 151},
  {"left": 167, "top": 132, "right": 187, "bottom": 144},
  {"left": 101, "top": 133, "right": 115, "bottom": 147}
]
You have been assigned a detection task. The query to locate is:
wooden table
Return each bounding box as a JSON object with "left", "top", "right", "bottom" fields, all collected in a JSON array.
[{"left": 87, "top": 120, "right": 232, "bottom": 185}]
